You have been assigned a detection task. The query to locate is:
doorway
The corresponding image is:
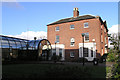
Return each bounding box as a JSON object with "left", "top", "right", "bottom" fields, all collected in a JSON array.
[{"left": 42, "top": 50, "right": 49, "bottom": 61}]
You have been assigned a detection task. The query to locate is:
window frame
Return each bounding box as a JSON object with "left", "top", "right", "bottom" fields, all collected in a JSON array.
[
  {"left": 83, "top": 47, "right": 88, "bottom": 57},
  {"left": 59, "top": 48, "right": 62, "bottom": 57},
  {"left": 70, "top": 24, "right": 75, "bottom": 29},
  {"left": 84, "top": 22, "right": 89, "bottom": 28},
  {"left": 70, "top": 38, "right": 75, "bottom": 46},
  {"left": 56, "top": 35, "right": 59, "bottom": 43},
  {"left": 70, "top": 51, "right": 75, "bottom": 57},
  {"left": 55, "top": 26, "right": 59, "bottom": 31},
  {"left": 84, "top": 33, "right": 89, "bottom": 42}
]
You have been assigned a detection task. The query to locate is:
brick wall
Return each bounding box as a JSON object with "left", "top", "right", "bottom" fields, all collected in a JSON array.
[{"left": 47, "top": 18, "right": 108, "bottom": 61}]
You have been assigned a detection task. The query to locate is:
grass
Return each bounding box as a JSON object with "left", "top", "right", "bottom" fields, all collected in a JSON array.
[{"left": 2, "top": 63, "right": 106, "bottom": 79}]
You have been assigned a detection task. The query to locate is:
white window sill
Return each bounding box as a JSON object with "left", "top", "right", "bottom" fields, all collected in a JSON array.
[
  {"left": 70, "top": 56, "right": 74, "bottom": 58},
  {"left": 84, "top": 40, "right": 89, "bottom": 42},
  {"left": 55, "top": 30, "right": 59, "bottom": 31},
  {"left": 56, "top": 42, "right": 59, "bottom": 44},
  {"left": 84, "top": 27, "right": 89, "bottom": 28}
]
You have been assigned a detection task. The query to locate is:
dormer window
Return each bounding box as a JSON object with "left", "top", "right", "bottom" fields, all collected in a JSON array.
[{"left": 84, "top": 22, "right": 89, "bottom": 28}]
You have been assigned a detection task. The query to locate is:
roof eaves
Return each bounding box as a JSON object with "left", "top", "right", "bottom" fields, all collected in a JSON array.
[{"left": 47, "top": 16, "right": 95, "bottom": 26}]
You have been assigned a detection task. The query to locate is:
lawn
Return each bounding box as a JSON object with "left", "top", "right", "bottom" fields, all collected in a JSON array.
[{"left": 2, "top": 63, "right": 106, "bottom": 79}]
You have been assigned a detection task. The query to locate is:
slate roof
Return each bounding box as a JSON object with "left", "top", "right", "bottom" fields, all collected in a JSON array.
[
  {"left": 47, "top": 15, "right": 96, "bottom": 26},
  {"left": 47, "top": 15, "right": 108, "bottom": 32}
]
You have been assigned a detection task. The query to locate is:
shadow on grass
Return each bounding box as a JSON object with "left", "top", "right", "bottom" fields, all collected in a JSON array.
[{"left": 2, "top": 63, "right": 106, "bottom": 79}]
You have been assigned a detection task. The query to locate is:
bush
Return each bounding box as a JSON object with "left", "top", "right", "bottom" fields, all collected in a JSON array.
[
  {"left": 112, "top": 62, "right": 120, "bottom": 78},
  {"left": 106, "top": 52, "right": 118, "bottom": 62},
  {"left": 78, "top": 57, "right": 88, "bottom": 63},
  {"left": 51, "top": 53, "right": 62, "bottom": 62}
]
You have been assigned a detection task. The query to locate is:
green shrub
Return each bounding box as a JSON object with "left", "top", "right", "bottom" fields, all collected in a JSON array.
[
  {"left": 78, "top": 57, "right": 88, "bottom": 63},
  {"left": 51, "top": 53, "right": 62, "bottom": 62},
  {"left": 106, "top": 52, "right": 118, "bottom": 62}
]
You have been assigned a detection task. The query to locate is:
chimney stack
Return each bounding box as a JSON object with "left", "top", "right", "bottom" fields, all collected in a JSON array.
[{"left": 73, "top": 8, "right": 79, "bottom": 17}]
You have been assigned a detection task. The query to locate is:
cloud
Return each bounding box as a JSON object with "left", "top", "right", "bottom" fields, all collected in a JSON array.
[
  {"left": 108, "top": 24, "right": 120, "bottom": 48},
  {"left": 7, "top": 31, "right": 47, "bottom": 40},
  {"left": 108, "top": 24, "right": 120, "bottom": 34}
]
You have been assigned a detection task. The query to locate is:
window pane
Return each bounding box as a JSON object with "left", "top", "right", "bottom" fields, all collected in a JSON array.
[
  {"left": 70, "top": 25, "right": 74, "bottom": 29},
  {"left": 91, "top": 47, "right": 93, "bottom": 57},
  {"left": 84, "top": 48, "right": 88, "bottom": 57},
  {"left": 9, "top": 40, "right": 16, "bottom": 48},
  {"left": 1, "top": 40, "right": 9, "bottom": 48},
  {"left": 59, "top": 49, "right": 62, "bottom": 57},
  {"left": 84, "top": 33, "right": 89, "bottom": 41},
  {"left": 70, "top": 51, "right": 74, "bottom": 57},
  {"left": 56, "top": 26, "right": 59, "bottom": 31},
  {"left": 70, "top": 38, "right": 75, "bottom": 46},
  {"left": 56, "top": 35, "right": 59, "bottom": 43},
  {"left": 70, "top": 42, "right": 74, "bottom": 46},
  {"left": 84, "top": 22, "right": 88, "bottom": 28},
  {"left": 52, "top": 49, "right": 56, "bottom": 55}
]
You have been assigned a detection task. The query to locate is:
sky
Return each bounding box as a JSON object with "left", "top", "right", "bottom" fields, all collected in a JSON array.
[{"left": 2, "top": 2, "right": 119, "bottom": 40}]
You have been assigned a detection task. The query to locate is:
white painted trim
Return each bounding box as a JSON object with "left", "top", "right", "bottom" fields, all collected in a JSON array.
[
  {"left": 51, "top": 44, "right": 65, "bottom": 61},
  {"left": 84, "top": 22, "right": 89, "bottom": 28},
  {"left": 79, "top": 42, "right": 96, "bottom": 61}
]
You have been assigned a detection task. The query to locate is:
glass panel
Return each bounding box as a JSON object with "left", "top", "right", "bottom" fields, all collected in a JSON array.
[
  {"left": 9, "top": 40, "right": 16, "bottom": 48},
  {"left": 70, "top": 38, "right": 75, "bottom": 46},
  {"left": 84, "top": 33, "right": 89, "bottom": 41},
  {"left": 16, "top": 41, "right": 21, "bottom": 48},
  {"left": 70, "top": 51, "right": 74, "bottom": 57},
  {"left": 70, "top": 42, "right": 74, "bottom": 46},
  {"left": 35, "top": 40, "right": 40, "bottom": 49},
  {"left": 56, "top": 35, "right": 59, "bottom": 43},
  {"left": 52, "top": 49, "right": 56, "bottom": 55},
  {"left": 91, "top": 47, "right": 93, "bottom": 57},
  {"left": 56, "top": 26, "right": 59, "bottom": 31},
  {"left": 84, "top": 48, "right": 88, "bottom": 57},
  {"left": 1, "top": 40, "right": 9, "bottom": 48},
  {"left": 28, "top": 41, "right": 35, "bottom": 50},
  {"left": 1, "top": 36, "right": 28, "bottom": 49},
  {"left": 59, "top": 49, "right": 62, "bottom": 57},
  {"left": 84, "top": 22, "right": 88, "bottom": 28},
  {"left": 70, "top": 25, "right": 74, "bottom": 29}
]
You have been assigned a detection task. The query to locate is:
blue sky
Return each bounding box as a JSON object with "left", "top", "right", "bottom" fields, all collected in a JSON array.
[{"left": 2, "top": 2, "right": 118, "bottom": 36}]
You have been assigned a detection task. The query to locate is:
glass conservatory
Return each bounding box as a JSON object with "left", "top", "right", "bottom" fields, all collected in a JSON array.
[{"left": 0, "top": 35, "right": 52, "bottom": 61}]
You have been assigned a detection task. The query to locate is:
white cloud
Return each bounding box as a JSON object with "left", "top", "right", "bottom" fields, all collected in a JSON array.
[
  {"left": 108, "top": 24, "right": 120, "bottom": 48},
  {"left": 108, "top": 24, "right": 120, "bottom": 34},
  {"left": 7, "top": 31, "right": 47, "bottom": 40}
]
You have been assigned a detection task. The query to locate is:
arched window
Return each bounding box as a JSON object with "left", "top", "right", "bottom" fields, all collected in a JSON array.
[{"left": 70, "top": 38, "right": 75, "bottom": 46}]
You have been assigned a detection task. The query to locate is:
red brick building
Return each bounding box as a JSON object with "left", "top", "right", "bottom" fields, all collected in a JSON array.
[{"left": 47, "top": 8, "right": 108, "bottom": 61}]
